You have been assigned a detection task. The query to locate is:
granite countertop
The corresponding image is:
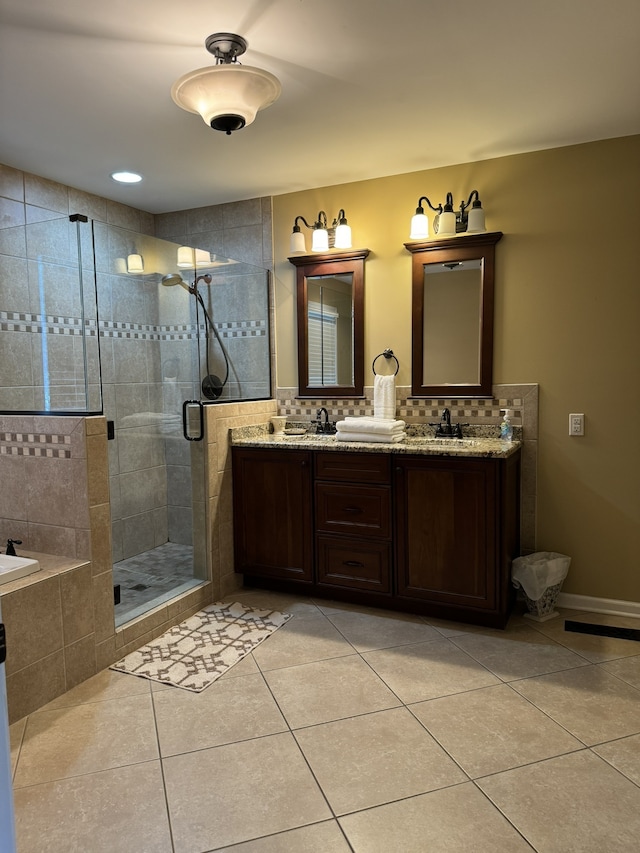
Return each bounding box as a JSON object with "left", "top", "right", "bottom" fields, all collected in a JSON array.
[{"left": 231, "top": 425, "right": 522, "bottom": 459}]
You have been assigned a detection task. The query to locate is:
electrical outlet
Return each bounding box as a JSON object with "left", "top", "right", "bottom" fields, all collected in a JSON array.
[{"left": 569, "top": 413, "right": 585, "bottom": 436}]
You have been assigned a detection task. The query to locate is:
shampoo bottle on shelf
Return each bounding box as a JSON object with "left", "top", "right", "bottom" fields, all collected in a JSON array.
[{"left": 500, "top": 409, "right": 513, "bottom": 442}]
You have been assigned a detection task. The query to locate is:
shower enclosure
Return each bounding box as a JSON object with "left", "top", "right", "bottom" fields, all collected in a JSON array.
[{"left": 0, "top": 213, "right": 271, "bottom": 626}]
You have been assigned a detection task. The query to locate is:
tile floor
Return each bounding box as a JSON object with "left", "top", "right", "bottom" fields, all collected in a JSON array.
[{"left": 8, "top": 592, "right": 640, "bottom": 852}]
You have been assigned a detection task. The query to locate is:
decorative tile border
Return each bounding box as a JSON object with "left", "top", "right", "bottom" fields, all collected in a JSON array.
[
  {"left": 0, "top": 431, "right": 72, "bottom": 458},
  {"left": 0, "top": 313, "right": 266, "bottom": 341}
]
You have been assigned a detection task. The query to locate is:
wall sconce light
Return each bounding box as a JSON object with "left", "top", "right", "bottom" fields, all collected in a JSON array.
[
  {"left": 177, "top": 247, "right": 212, "bottom": 268},
  {"left": 171, "top": 32, "right": 281, "bottom": 135},
  {"left": 126, "top": 253, "right": 144, "bottom": 274},
  {"left": 290, "top": 209, "right": 352, "bottom": 254},
  {"left": 409, "top": 190, "right": 486, "bottom": 240}
]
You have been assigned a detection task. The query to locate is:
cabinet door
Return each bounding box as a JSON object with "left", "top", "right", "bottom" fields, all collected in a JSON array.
[
  {"left": 232, "top": 448, "right": 313, "bottom": 583},
  {"left": 394, "top": 457, "right": 497, "bottom": 610}
]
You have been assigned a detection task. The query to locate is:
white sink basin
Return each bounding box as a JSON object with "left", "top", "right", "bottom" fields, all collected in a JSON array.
[{"left": 0, "top": 554, "right": 40, "bottom": 586}]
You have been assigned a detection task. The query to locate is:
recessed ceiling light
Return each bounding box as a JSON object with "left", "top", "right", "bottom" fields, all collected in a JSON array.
[{"left": 111, "top": 171, "right": 142, "bottom": 184}]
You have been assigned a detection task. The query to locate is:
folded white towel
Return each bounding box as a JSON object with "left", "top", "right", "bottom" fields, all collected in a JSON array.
[
  {"left": 345, "top": 416, "right": 406, "bottom": 428},
  {"left": 373, "top": 373, "right": 396, "bottom": 419},
  {"left": 335, "top": 431, "right": 404, "bottom": 444},
  {"left": 337, "top": 417, "right": 404, "bottom": 435}
]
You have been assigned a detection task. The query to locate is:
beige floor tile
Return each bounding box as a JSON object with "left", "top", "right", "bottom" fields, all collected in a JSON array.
[
  {"left": 451, "top": 625, "right": 590, "bottom": 680},
  {"left": 232, "top": 589, "right": 324, "bottom": 618},
  {"left": 9, "top": 715, "right": 26, "bottom": 776},
  {"left": 163, "top": 732, "right": 331, "bottom": 852},
  {"left": 326, "top": 608, "right": 443, "bottom": 651},
  {"left": 153, "top": 672, "right": 287, "bottom": 756},
  {"left": 252, "top": 611, "right": 355, "bottom": 671},
  {"left": 295, "top": 707, "right": 466, "bottom": 814},
  {"left": 362, "top": 638, "right": 500, "bottom": 703},
  {"left": 529, "top": 613, "right": 640, "bottom": 663},
  {"left": 478, "top": 750, "right": 640, "bottom": 852},
  {"left": 216, "top": 820, "right": 352, "bottom": 852},
  {"left": 410, "top": 683, "right": 582, "bottom": 777},
  {"left": 592, "top": 734, "right": 640, "bottom": 786},
  {"left": 40, "top": 667, "right": 151, "bottom": 710},
  {"left": 339, "top": 782, "right": 533, "bottom": 852},
  {"left": 13, "top": 693, "right": 159, "bottom": 787},
  {"left": 14, "top": 760, "right": 172, "bottom": 853},
  {"left": 512, "top": 665, "right": 640, "bottom": 745},
  {"left": 264, "top": 654, "right": 400, "bottom": 728},
  {"left": 600, "top": 653, "right": 640, "bottom": 688}
]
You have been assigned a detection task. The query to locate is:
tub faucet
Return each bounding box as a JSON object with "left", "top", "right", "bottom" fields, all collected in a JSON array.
[{"left": 5, "top": 538, "right": 22, "bottom": 556}]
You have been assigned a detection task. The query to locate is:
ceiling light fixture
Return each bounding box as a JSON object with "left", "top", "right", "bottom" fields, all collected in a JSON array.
[
  {"left": 111, "top": 171, "right": 142, "bottom": 184},
  {"left": 290, "top": 210, "right": 352, "bottom": 254},
  {"left": 171, "top": 32, "right": 281, "bottom": 135},
  {"left": 410, "top": 190, "right": 486, "bottom": 240}
]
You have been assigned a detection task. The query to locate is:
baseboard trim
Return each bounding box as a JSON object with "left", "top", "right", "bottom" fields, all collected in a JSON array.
[{"left": 557, "top": 593, "right": 640, "bottom": 620}]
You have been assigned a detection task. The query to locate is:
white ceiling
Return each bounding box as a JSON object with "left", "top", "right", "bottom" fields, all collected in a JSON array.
[{"left": 1, "top": 0, "right": 639, "bottom": 214}]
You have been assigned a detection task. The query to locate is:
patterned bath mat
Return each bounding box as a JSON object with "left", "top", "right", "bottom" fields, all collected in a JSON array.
[{"left": 110, "top": 601, "right": 292, "bottom": 692}]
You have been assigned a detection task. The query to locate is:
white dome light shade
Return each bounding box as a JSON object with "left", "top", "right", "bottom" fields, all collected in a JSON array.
[{"left": 171, "top": 65, "right": 282, "bottom": 134}]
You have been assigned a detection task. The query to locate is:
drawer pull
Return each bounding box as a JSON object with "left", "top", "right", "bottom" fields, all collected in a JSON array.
[
  {"left": 344, "top": 506, "right": 362, "bottom": 514},
  {"left": 344, "top": 560, "right": 365, "bottom": 567}
]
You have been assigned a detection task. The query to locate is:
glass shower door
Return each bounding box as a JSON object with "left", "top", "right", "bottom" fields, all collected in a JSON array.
[{"left": 95, "top": 225, "right": 208, "bottom": 626}]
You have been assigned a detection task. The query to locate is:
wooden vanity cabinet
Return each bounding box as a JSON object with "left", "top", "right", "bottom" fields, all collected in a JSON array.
[
  {"left": 315, "top": 451, "right": 392, "bottom": 595},
  {"left": 394, "top": 453, "right": 520, "bottom": 627},
  {"left": 232, "top": 444, "right": 520, "bottom": 627},
  {"left": 231, "top": 447, "right": 313, "bottom": 584}
]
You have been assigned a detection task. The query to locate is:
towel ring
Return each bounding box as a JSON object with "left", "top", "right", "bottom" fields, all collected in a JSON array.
[{"left": 372, "top": 348, "right": 399, "bottom": 376}]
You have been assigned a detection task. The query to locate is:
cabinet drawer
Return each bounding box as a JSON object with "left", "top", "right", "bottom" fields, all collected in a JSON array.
[
  {"left": 317, "top": 535, "right": 391, "bottom": 593},
  {"left": 315, "top": 451, "right": 390, "bottom": 484},
  {"left": 316, "top": 482, "right": 391, "bottom": 537}
]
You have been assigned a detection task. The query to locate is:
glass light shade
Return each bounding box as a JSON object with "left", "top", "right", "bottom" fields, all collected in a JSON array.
[
  {"left": 312, "top": 228, "right": 329, "bottom": 252},
  {"left": 195, "top": 249, "right": 211, "bottom": 267},
  {"left": 466, "top": 206, "right": 486, "bottom": 233},
  {"left": 171, "top": 65, "right": 281, "bottom": 129},
  {"left": 438, "top": 210, "right": 456, "bottom": 237},
  {"left": 333, "top": 222, "right": 352, "bottom": 249},
  {"left": 126, "top": 253, "right": 144, "bottom": 274},
  {"left": 290, "top": 230, "right": 306, "bottom": 254},
  {"left": 177, "top": 246, "right": 194, "bottom": 268},
  {"left": 410, "top": 212, "right": 429, "bottom": 240}
]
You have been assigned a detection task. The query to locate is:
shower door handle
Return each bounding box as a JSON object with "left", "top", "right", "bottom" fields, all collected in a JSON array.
[{"left": 182, "top": 400, "right": 204, "bottom": 442}]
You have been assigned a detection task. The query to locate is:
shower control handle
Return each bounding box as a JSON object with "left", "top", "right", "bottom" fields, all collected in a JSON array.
[{"left": 183, "top": 400, "right": 204, "bottom": 442}]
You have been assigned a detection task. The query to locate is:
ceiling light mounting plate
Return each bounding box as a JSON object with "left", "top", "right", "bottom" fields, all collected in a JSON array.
[{"left": 205, "top": 33, "right": 248, "bottom": 64}]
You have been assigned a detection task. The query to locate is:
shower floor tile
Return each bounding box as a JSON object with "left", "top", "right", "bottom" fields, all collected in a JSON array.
[{"left": 113, "top": 542, "right": 197, "bottom": 626}]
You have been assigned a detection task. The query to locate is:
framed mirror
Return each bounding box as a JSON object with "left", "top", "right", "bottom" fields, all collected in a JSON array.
[
  {"left": 404, "top": 232, "right": 502, "bottom": 398},
  {"left": 289, "top": 249, "right": 369, "bottom": 398}
]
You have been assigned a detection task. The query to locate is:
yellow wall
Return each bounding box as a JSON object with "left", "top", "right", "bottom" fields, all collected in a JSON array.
[{"left": 273, "top": 135, "right": 640, "bottom": 603}]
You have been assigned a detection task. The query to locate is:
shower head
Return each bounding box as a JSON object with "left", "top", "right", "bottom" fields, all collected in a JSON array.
[{"left": 161, "top": 273, "right": 188, "bottom": 287}]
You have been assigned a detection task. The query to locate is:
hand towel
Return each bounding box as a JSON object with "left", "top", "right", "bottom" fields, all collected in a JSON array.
[
  {"left": 373, "top": 373, "right": 396, "bottom": 419},
  {"left": 337, "top": 417, "right": 404, "bottom": 435},
  {"left": 335, "top": 431, "right": 404, "bottom": 444}
]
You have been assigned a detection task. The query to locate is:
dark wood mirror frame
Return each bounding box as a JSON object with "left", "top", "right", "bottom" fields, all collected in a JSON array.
[
  {"left": 404, "top": 231, "right": 503, "bottom": 398},
  {"left": 289, "top": 249, "right": 369, "bottom": 398}
]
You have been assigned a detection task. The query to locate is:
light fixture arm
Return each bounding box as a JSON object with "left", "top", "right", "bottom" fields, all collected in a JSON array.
[
  {"left": 459, "top": 189, "right": 482, "bottom": 215},
  {"left": 415, "top": 196, "right": 444, "bottom": 217}
]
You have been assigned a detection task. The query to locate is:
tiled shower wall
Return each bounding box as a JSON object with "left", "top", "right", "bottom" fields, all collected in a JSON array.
[
  {"left": 155, "top": 198, "right": 276, "bottom": 401},
  {"left": 277, "top": 382, "right": 539, "bottom": 552}
]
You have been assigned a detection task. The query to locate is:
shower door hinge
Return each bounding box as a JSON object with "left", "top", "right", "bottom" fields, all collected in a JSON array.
[
  {"left": 113, "top": 585, "right": 121, "bottom": 606},
  {"left": 0, "top": 623, "right": 6, "bottom": 664}
]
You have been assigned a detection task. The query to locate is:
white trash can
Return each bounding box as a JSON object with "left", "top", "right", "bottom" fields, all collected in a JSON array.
[{"left": 511, "top": 552, "right": 571, "bottom": 621}]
